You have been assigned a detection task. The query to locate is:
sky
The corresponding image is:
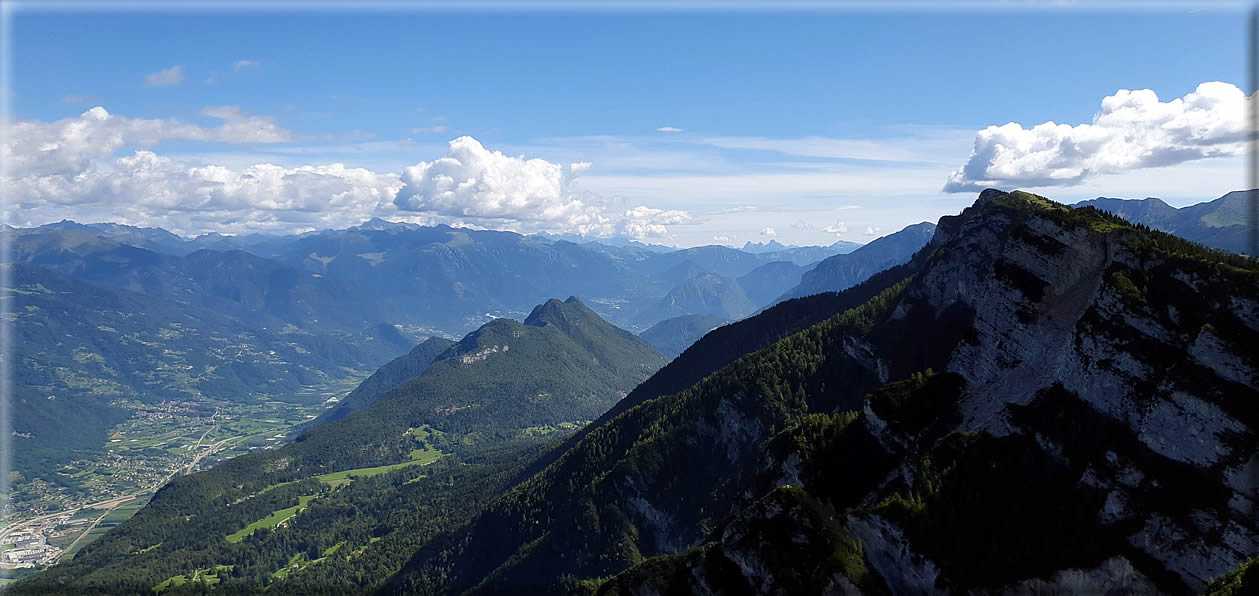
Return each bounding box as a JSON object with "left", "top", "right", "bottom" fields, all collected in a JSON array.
[{"left": 2, "top": 5, "right": 1252, "bottom": 247}]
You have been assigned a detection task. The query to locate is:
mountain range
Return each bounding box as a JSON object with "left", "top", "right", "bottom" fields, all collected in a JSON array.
[
  {"left": 17, "top": 189, "right": 1259, "bottom": 594},
  {"left": 1075, "top": 189, "right": 1252, "bottom": 255}
]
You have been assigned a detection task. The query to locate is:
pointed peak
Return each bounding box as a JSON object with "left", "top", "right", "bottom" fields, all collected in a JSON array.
[{"left": 524, "top": 296, "right": 597, "bottom": 328}]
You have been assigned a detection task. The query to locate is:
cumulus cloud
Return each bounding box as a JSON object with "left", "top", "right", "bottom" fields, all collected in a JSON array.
[
  {"left": 713, "top": 235, "right": 732, "bottom": 243},
  {"left": 656, "top": 126, "right": 683, "bottom": 132},
  {"left": 622, "top": 205, "right": 692, "bottom": 239},
  {"left": 143, "top": 65, "right": 184, "bottom": 87},
  {"left": 7, "top": 150, "right": 401, "bottom": 234},
  {"left": 821, "top": 222, "right": 848, "bottom": 235},
  {"left": 4, "top": 112, "right": 688, "bottom": 238},
  {"left": 760, "top": 226, "right": 776, "bottom": 237},
  {"left": 944, "top": 81, "right": 1252, "bottom": 192},
  {"left": 395, "top": 136, "right": 690, "bottom": 238},
  {"left": 864, "top": 226, "right": 881, "bottom": 236},
  {"left": 232, "top": 59, "right": 261, "bottom": 71},
  {"left": 2, "top": 106, "right": 293, "bottom": 179}
]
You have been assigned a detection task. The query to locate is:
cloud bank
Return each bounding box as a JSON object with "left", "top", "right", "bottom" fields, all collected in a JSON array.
[
  {"left": 4, "top": 110, "right": 689, "bottom": 239},
  {"left": 944, "top": 81, "right": 1251, "bottom": 192}
]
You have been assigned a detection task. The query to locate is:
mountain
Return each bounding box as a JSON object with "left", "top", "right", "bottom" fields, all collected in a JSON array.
[
  {"left": 773, "top": 221, "right": 936, "bottom": 304},
  {"left": 634, "top": 273, "right": 757, "bottom": 327},
  {"left": 6, "top": 262, "right": 404, "bottom": 490},
  {"left": 246, "top": 224, "right": 666, "bottom": 334},
  {"left": 308, "top": 336, "right": 458, "bottom": 427},
  {"left": 748, "top": 239, "right": 865, "bottom": 267},
  {"left": 1075, "top": 190, "right": 1252, "bottom": 255},
  {"left": 8, "top": 220, "right": 875, "bottom": 338},
  {"left": 14, "top": 298, "right": 667, "bottom": 594},
  {"left": 8, "top": 229, "right": 401, "bottom": 338},
  {"left": 740, "top": 239, "right": 864, "bottom": 261},
  {"left": 736, "top": 260, "right": 808, "bottom": 306},
  {"left": 630, "top": 245, "right": 768, "bottom": 279},
  {"left": 638, "top": 314, "right": 728, "bottom": 358},
  {"left": 15, "top": 220, "right": 193, "bottom": 255},
  {"left": 378, "top": 190, "right": 1259, "bottom": 594},
  {"left": 740, "top": 239, "right": 793, "bottom": 253}
]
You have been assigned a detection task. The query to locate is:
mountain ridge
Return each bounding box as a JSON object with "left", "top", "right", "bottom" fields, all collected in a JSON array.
[{"left": 383, "top": 189, "right": 1259, "bottom": 594}]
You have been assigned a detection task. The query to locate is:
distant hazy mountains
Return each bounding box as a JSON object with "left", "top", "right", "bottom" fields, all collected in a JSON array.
[
  {"left": 9, "top": 219, "right": 873, "bottom": 335},
  {"left": 742, "top": 238, "right": 862, "bottom": 260},
  {"left": 1075, "top": 189, "right": 1252, "bottom": 254},
  {"left": 773, "top": 221, "right": 937, "bottom": 304},
  {"left": 639, "top": 314, "right": 729, "bottom": 358}
]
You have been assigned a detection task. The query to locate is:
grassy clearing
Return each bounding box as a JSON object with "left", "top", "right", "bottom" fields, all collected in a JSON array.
[
  {"left": 153, "top": 566, "right": 231, "bottom": 592},
  {"left": 225, "top": 494, "right": 318, "bottom": 543},
  {"left": 314, "top": 455, "right": 438, "bottom": 489},
  {"left": 519, "top": 419, "right": 588, "bottom": 437},
  {"left": 314, "top": 433, "right": 448, "bottom": 489}
]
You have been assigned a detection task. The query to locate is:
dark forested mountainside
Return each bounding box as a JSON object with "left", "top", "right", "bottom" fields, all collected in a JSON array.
[
  {"left": 308, "top": 336, "right": 457, "bottom": 428},
  {"left": 383, "top": 190, "right": 1259, "bottom": 595},
  {"left": 13, "top": 298, "right": 666, "bottom": 594}
]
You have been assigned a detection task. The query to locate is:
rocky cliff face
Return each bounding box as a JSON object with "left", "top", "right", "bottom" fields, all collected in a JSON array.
[{"left": 392, "top": 190, "right": 1258, "bottom": 595}]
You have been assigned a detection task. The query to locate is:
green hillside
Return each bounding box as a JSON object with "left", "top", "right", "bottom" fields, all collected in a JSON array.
[{"left": 13, "top": 298, "right": 666, "bottom": 594}]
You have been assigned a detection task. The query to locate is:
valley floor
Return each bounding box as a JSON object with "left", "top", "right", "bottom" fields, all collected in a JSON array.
[{"left": 2, "top": 374, "right": 369, "bottom": 570}]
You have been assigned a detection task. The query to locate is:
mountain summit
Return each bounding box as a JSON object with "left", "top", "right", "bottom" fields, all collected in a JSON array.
[{"left": 384, "top": 189, "right": 1259, "bottom": 594}]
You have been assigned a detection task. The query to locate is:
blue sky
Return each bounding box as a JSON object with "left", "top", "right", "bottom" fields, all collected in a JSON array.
[{"left": 5, "top": 6, "right": 1251, "bottom": 246}]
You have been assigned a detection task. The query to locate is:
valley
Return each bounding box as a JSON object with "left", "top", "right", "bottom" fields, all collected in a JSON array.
[{"left": 2, "top": 375, "right": 367, "bottom": 570}]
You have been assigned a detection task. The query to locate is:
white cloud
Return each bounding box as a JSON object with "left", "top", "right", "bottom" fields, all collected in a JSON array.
[
  {"left": 760, "top": 226, "right": 776, "bottom": 237},
  {"left": 712, "top": 235, "right": 732, "bottom": 243},
  {"left": 821, "top": 222, "right": 848, "bottom": 235},
  {"left": 205, "top": 72, "right": 218, "bottom": 86},
  {"left": 656, "top": 127, "right": 683, "bottom": 132},
  {"left": 945, "top": 81, "right": 1252, "bottom": 192},
  {"left": 199, "top": 105, "right": 293, "bottom": 143},
  {"left": 393, "top": 137, "right": 690, "bottom": 238},
  {"left": 143, "top": 65, "right": 184, "bottom": 87},
  {"left": 7, "top": 150, "right": 402, "bottom": 235},
  {"left": 410, "top": 125, "right": 449, "bottom": 134},
  {"left": 232, "top": 59, "right": 261, "bottom": 71},
  {"left": 864, "top": 226, "right": 881, "bottom": 236},
  {"left": 622, "top": 205, "right": 693, "bottom": 239},
  {"left": 2, "top": 106, "right": 294, "bottom": 179}
]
